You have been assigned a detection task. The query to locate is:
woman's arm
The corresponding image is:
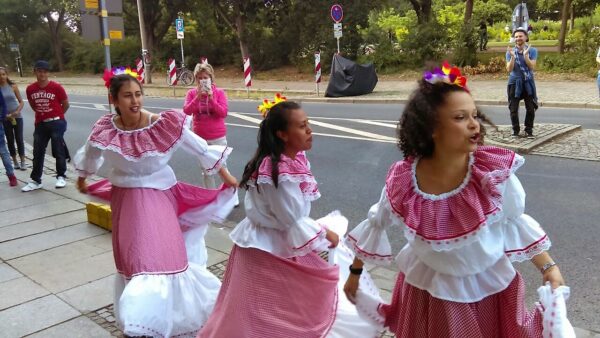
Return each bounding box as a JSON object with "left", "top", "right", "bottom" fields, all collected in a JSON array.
[
  {"left": 10, "top": 84, "right": 24, "bottom": 116},
  {"left": 531, "top": 251, "right": 565, "bottom": 289},
  {"left": 182, "top": 89, "right": 199, "bottom": 115},
  {"left": 208, "top": 87, "right": 228, "bottom": 118}
]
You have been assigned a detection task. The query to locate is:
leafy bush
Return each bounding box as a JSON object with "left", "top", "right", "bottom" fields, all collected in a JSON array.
[
  {"left": 540, "top": 53, "right": 597, "bottom": 76},
  {"left": 453, "top": 23, "right": 479, "bottom": 67}
]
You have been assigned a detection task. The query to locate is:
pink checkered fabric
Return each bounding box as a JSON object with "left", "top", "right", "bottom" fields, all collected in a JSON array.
[
  {"left": 198, "top": 246, "right": 338, "bottom": 338},
  {"left": 381, "top": 272, "right": 543, "bottom": 337},
  {"left": 250, "top": 151, "right": 320, "bottom": 201},
  {"left": 88, "top": 110, "right": 188, "bottom": 161},
  {"left": 386, "top": 146, "right": 519, "bottom": 242}
]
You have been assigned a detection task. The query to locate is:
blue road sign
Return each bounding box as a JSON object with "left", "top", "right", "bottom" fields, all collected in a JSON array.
[
  {"left": 176, "top": 18, "right": 184, "bottom": 32},
  {"left": 330, "top": 4, "right": 343, "bottom": 23}
]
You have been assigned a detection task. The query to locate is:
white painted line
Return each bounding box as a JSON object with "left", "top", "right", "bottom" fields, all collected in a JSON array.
[
  {"left": 94, "top": 104, "right": 106, "bottom": 110},
  {"left": 226, "top": 123, "right": 395, "bottom": 144},
  {"left": 70, "top": 105, "right": 106, "bottom": 111},
  {"left": 347, "top": 119, "right": 397, "bottom": 128},
  {"left": 308, "top": 119, "right": 396, "bottom": 141},
  {"left": 228, "top": 112, "right": 263, "bottom": 124}
]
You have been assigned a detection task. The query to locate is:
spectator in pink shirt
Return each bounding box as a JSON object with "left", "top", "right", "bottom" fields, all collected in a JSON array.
[{"left": 183, "top": 63, "right": 232, "bottom": 189}]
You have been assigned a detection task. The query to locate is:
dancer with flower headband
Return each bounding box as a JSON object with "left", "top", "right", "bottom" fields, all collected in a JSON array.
[
  {"left": 74, "top": 72, "right": 238, "bottom": 337},
  {"left": 198, "top": 97, "right": 380, "bottom": 337},
  {"left": 344, "top": 62, "right": 572, "bottom": 337}
]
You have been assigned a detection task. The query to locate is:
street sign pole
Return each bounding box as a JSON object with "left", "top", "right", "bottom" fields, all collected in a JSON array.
[
  {"left": 100, "top": 0, "right": 111, "bottom": 69},
  {"left": 176, "top": 14, "right": 185, "bottom": 68}
]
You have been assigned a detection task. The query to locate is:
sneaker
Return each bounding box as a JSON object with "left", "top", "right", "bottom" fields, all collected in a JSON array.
[
  {"left": 526, "top": 132, "right": 535, "bottom": 139},
  {"left": 8, "top": 175, "right": 17, "bottom": 187},
  {"left": 55, "top": 176, "right": 66, "bottom": 189},
  {"left": 20, "top": 160, "right": 28, "bottom": 170},
  {"left": 22, "top": 181, "right": 43, "bottom": 192},
  {"left": 511, "top": 133, "right": 519, "bottom": 138},
  {"left": 12, "top": 159, "right": 20, "bottom": 170}
]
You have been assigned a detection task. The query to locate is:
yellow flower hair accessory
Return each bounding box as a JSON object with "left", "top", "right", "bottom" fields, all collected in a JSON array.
[
  {"left": 423, "top": 61, "right": 469, "bottom": 92},
  {"left": 257, "top": 93, "right": 287, "bottom": 117}
]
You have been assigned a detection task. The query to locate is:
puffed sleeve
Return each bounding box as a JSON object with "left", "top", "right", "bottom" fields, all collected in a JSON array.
[
  {"left": 178, "top": 127, "right": 232, "bottom": 174},
  {"left": 503, "top": 174, "right": 551, "bottom": 262},
  {"left": 346, "top": 187, "right": 402, "bottom": 265},
  {"left": 261, "top": 181, "right": 330, "bottom": 255},
  {"left": 73, "top": 142, "right": 104, "bottom": 178}
]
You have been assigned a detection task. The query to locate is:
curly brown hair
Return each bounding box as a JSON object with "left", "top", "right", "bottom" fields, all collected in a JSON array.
[{"left": 397, "top": 79, "right": 495, "bottom": 159}]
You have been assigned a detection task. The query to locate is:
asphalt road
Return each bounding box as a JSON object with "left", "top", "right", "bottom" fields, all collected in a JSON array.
[{"left": 17, "top": 94, "right": 600, "bottom": 332}]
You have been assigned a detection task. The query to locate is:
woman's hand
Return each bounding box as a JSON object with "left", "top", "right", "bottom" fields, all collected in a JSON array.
[
  {"left": 77, "top": 177, "right": 88, "bottom": 194},
  {"left": 218, "top": 168, "right": 238, "bottom": 188},
  {"left": 325, "top": 229, "right": 339, "bottom": 248},
  {"left": 344, "top": 274, "right": 360, "bottom": 304},
  {"left": 543, "top": 265, "right": 565, "bottom": 289}
]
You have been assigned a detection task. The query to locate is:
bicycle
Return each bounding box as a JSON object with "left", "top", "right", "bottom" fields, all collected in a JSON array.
[{"left": 167, "top": 65, "right": 194, "bottom": 86}]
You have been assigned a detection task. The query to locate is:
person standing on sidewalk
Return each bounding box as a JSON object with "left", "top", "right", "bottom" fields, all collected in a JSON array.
[
  {"left": 0, "top": 89, "right": 18, "bottom": 186},
  {"left": 478, "top": 20, "right": 488, "bottom": 51},
  {"left": 343, "top": 65, "right": 569, "bottom": 337},
  {"left": 75, "top": 74, "right": 238, "bottom": 338},
  {"left": 596, "top": 46, "right": 600, "bottom": 100},
  {"left": 22, "top": 60, "right": 70, "bottom": 192},
  {"left": 0, "top": 67, "right": 26, "bottom": 170},
  {"left": 506, "top": 28, "right": 538, "bottom": 139}
]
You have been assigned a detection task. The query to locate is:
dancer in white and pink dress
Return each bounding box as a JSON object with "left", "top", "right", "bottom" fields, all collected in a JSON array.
[
  {"left": 74, "top": 74, "right": 238, "bottom": 338},
  {"left": 198, "top": 100, "right": 380, "bottom": 338},
  {"left": 343, "top": 64, "right": 569, "bottom": 338}
]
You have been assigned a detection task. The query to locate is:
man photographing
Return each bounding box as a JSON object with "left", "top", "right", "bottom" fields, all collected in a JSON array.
[{"left": 506, "top": 27, "right": 538, "bottom": 139}]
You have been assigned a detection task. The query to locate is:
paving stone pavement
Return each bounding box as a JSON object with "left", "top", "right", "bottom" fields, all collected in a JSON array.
[{"left": 530, "top": 129, "right": 600, "bottom": 161}]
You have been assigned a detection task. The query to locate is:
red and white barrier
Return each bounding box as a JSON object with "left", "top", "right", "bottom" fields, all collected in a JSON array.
[
  {"left": 243, "top": 57, "right": 252, "bottom": 87},
  {"left": 315, "top": 52, "right": 321, "bottom": 83},
  {"left": 168, "top": 58, "right": 177, "bottom": 86},
  {"left": 200, "top": 57, "right": 208, "bottom": 65},
  {"left": 135, "top": 58, "right": 145, "bottom": 83}
]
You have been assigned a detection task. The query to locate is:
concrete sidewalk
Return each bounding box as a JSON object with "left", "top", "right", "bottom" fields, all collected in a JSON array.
[
  {"left": 1, "top": 148, "right": 599, "bottom": 337},
  {"left": 11, "top": 74, "right": 600, "bottom": 109}
]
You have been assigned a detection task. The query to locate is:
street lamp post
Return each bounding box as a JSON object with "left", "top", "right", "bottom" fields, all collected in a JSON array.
[{"left": 137, "top": 0, "right": 152, "bottom": 83}]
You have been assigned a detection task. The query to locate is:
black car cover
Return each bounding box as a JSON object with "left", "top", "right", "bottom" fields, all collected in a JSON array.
[{"left": 325, "top": 54, "right": 378, "bottom": 97}]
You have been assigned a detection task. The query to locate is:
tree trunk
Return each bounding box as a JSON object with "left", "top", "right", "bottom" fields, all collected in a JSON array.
[
  {"left": 409, "top": 0, "right": 432, "bottom": 24},
  {"left": 558, "top": 0, "right": 572, "bottom": 54},
  {"left": 45, "top": 12, "right": 65, "bottom": 71},
  {"left": 464, "top": 0, "right": 473, "bottom": 24},
  {"left": 235, "top": 14, "right": 250, "bottom": 60}
]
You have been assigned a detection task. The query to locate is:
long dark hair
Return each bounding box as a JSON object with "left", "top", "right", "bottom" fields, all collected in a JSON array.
[
  {"left": 109, "top": 74, "right": 143, "bottom": 115},
  {"left": 239, "top": 101, "right": 302, "bottom": 190},
  {"left": 397, "top": 79, "right": 494, "bottom": 158}
]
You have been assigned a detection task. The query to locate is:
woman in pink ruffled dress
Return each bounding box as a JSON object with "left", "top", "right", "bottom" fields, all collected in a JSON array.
[
  {"left": 198, "top": 100, "right": 380, "bottom": 338},
  {"left": 74, "top": 74, "right": 238, "bottom": 337},
  {"left": 344, "top": 64, "right": 567, "bottom": 337}
]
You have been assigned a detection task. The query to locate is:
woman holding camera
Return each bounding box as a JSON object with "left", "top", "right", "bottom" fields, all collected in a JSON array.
[{"left": 183, "top": 63, "right": 231, "bottom": 189}]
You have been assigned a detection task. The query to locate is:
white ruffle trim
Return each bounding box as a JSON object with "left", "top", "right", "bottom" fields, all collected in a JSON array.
[
  {"left": 201, "top": 146, "right": 232, "bottom": 176},
  {"left": 251, "top": 173, "right": 321, "bottom": 201},
  {"left": 410, "top": 153, "right": 475, "bottom": 201},
  {"left": 230, "top": 217, "right": 329, "bottom": 258},
  {"left": 505, "top": 214, "right": 551, "bottom": 262},
  {"left": 397, "top": 247, "right": 517, "bottom": 302},
  {"left": 114, "top": 262, "right": 221, "bottom": 338}
]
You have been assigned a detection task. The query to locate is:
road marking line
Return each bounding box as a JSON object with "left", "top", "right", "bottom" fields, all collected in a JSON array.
[
  {"left": 226, "top": 123, "right": 395, "bottom": 144},
  {"left": 70, "top": 105, "right": 106, "bottom": 111},
  {"left": 346, "top": 119, "right": 396, "bottom": 128},
  {"left": 94, "top": 104, "right": 106, "bottom": 110},
  {"left": 229, "top": 112, "right": 395, "bottom": 141}
]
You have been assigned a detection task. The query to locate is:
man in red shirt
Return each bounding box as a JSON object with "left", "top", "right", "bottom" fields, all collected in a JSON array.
[{"left": 22, "top": 60, "right": 70, "bottom": 192}]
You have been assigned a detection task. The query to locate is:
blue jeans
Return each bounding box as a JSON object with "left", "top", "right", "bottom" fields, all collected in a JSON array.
[
  {"left": 0, "top": 123, "right": 15, "bottom": 176},
  {"left": 597, "top": 73, "right": 600, "bottom": 101},
  {"left": 31, "top": 119, "right": 67, "bottom": 183}
]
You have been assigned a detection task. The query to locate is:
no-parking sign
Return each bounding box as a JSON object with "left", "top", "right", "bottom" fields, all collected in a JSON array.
[{"left": 330, "top": 4, "right": 343, "bottom": 23}]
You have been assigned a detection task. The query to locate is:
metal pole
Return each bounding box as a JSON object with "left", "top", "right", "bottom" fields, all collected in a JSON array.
[
  {"left": 137, "top": 0, "right": 152, "bottom": 83},
  {"left": 99, "top": 0, "right": 111, "bottom": 69},
  {"left": 337, "top": 37, "right": 340, "bottom": 54},
  {"left": 179, "top": 15, "right": 185, "bottom": 68},
  {"left": 16, "top": 49, "right": 22, "bottom": 77},
  {"left": 316, "top": 83, "right": 319, "bottom": 97}
]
